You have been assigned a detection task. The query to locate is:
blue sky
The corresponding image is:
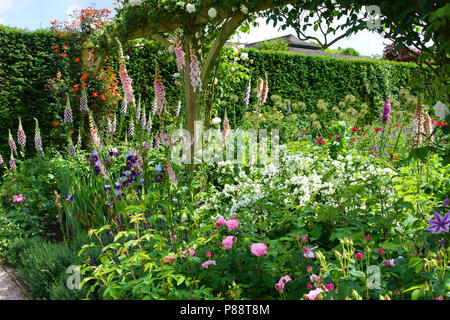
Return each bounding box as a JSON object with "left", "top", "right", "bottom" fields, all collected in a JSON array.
[{"left": 0, "top": 1, "right": 388, "bottom": 56}]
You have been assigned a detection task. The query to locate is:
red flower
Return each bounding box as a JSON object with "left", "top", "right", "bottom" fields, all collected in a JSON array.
[
  {"left": 100, "top": 94, "right": 106, "bottom": 101},
  {"left": 335, "top": 135, "right": 340, "bottom": 140},
  {"left": 54, "top": 49, "right": 59, "bottom": 52},
  {"left": 351, "top": 138, "right": 356, "bottom": 142},
  {"left": 75, "top": 58, "right": 80, "bottom": 62},
  {"left": 375, "top": 127, "right": 382, "bottom": 131},
  {"left": 81, "top": 73, "right": 89, "bottom": 80},
  {"left": 395, "top": 124, "right": 400, "bottom": 127},
  {"left": 352, "top": 127, "right": 358, "bottom": 132},
  {"left": 54, "top": 121, "right": 60, "bottom": 126},
  {"left": 93, "top": 92, "right": 98, "bottom": 98},
  {"left": 61, "top": 53, "right": 67, "bottom": 58},
  {"left": 53, "top": 44, "right": 58, "bottom": 49},
  {"left": 368, "top": 150, "right": 373, "bottom": 154},
  {"left": 315, "top": 139, "right": 326, "bottom": 144},
  {"left": 70, "top": 130, "right": 74, "bottom": 135},
  {"left": 59, "top": 33, "right": 66, "bottom": 37},
  {"left": 435, "top": 121, "right": 448, "bottom": 127}
]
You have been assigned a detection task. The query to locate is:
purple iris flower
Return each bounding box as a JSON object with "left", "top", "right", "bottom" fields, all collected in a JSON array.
[
  {"left": 140, "top": 178, "right": 146, "bottom": 184},
  {"left": 65, "top": 195, "right": 73, "bottom": 202},
  {"left": 93, "top": 166, "right": 101, "bottom": 175},
  {"left": 427, "top": 212, "right": 450, "bottom": 234},
  {"left": 444, "top": 198, "right": 449, "bottom": 208},
  {"left": 104, "top": 185, "right": 111, "bottom": 191}
]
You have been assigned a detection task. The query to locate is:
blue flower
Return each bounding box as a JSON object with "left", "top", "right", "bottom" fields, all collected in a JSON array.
[
  {"left": 427, "top": 212, "right": 450, "bottom": 234},
  {"left": 154, "top": 165, "right": 163, "bottom": 172},
  {"left": 65, "top": 195, "right": 73, "bottom": 202}
]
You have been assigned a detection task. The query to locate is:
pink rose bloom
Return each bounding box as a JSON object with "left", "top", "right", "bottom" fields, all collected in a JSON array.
[
  {"left": 182, "top": 247, "right": 195, "bottom": 258},
  {"left": 382, "top": 259, "right": 395, "bottom": 267},
  {"left": 12, "top": 194, "right": 26, "bottom": 203},
  {"left": 200, "top": 260, "right": 216, "bottom": 269},
  {"left": 275, "top": 275, "right": 292, "bottom": 292},
  {"left": 378, "top": 248, "right": 385, "bottom": 255},
  {"left": 225, "top": 219, "right": 239, "bottom": 231},
  {"left": 306, "top": 265, "right": 312, "bottom": 272},
  {"left": 355, "top": 252, "right": 363, "bottom": 260},
  {"left": 215, "top": 217, "right": 226, "bottom": 228},
  {"left": 163, "top": 255, "right": 174, "bottom": 264},
  {"left": 303, "top": 246, "right": 318, "bottom": 259},
  {"left": 307, "top": 283, "right": 313, "bottom": 290},
  {"left": 206, "top": 252, "right": 212, "bottom": 257},
  {"left": 325, "top": 283, "right": 334, "bottom": 292},
  {"left": 250, "top": 243, "right": 267, "bottom": 256},
  {"left": 305, "top": 287, "right": 323, "bottom": 300},
  {"left": 222, "top": 236, "right": 236, "bottom": 249},
  {"left": 365, "top": 235, "right": 371, "bottom": 241},
  {"left": 301, "top": 236, "right": 308, "bottom": 243}
]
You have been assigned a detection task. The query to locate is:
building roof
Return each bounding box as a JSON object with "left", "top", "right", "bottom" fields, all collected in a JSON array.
[{"left": 243, "top": 34, "right": 366, "bottom": 60}]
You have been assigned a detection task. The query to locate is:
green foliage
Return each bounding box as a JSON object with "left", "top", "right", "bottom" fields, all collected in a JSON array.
[
  {"left": 3, "top": 233, "right": 99, "bottom": 300},
  {"left": 324, "top": 47, "right": 361, "bottom": 57},
  {"left": 256, "top": 38, "right": 290, "bottom": 52}
]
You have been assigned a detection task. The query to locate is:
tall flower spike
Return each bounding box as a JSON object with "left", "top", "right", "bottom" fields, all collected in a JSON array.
[
  {"left": 112, "top": 114, "right": 117, "bottom": 134},
  {"left": 262, "top": 75, "right": 269, "bottom": 105},
  {"left": 117, "top": 39, "right": 136, "bottom": 107},
  {"left": 34, "top": 118, "right": 44, "bottom": 156},
  {"left": 147, "top": 114, "right": 153, "bottom": 133},
  {"left": 382, "top": 96, "right": 391, "bottom": 125},
  {"left": 223, "top": 112, "right": 230, "bottom": 142},
  {"left": 8, "top": 129, "right": 17, "bottom": 152},
  {"left": 256, "top": 78, "right": 264, "bottom": 107},
  {"left": 176, "top": 101, "right": 182, "bottom": 117},
  {"left": 17, "top": 117, "right": 26, "bottom": 147},
  {"left": 166, "top": 158, "right": 178, "bottom": 185},
  {"left": 190, "top": 52, "right": 202, "bottom": 92},
  {"left": 128, "top": 119, "right": 135, "bottom": 137},
  {"left": 425, "top": 114, "right": 434, "bottom": 144},
  {"left": 64, "top": 98, "right": 73, "bottom": 124},
  {"left": 151, "top": 99, "right": 157, "bottom": 116},
  {"left": 88, "top": 111, "right": 102, "bottom": 149},
  {"left": 107, "top": 119, "right": 112, "bottom": 133},
  {"left": 77, "top": 131, "right": 82, "bottom": 147},
  {"left": 9, "top": 152, "right": 16, "bottom": 170},
  {"left": 80, "top": 88, "right": 88, "bottom": 112},
  {"left": 141, "top": 107, "right": 147, "bottom": 130},
  {"left": 154, "top": 63, "right": 167, "bottom": 116},
  {"left": 175, "top": 36, "right": 185, "bottom": 71},
  {"left": 136, "top": 96, "right": 141, "bottom": 121},
  {"left": 245, "top": 76, "right": 251, "bottom": 107},
  {"left": 121, "top": 97, "right": 128, "bottom": 115},
  {"left": 68, "top": 137, "right": 76, "bottom": 157}
]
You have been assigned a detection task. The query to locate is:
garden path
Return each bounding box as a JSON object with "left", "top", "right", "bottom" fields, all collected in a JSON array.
[{"left": 0, "top": 261, "right": 29, "bottom": 300}]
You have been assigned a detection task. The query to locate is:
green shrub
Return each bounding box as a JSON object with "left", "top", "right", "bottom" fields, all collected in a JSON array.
[{"left": 3, "top": 233, "right": 99, "bottom": 300}]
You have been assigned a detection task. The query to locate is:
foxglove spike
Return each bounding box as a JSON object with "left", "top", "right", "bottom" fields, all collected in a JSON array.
[
  {"left": 121, "top": 97, "right": 128, "bottom": 115},
  {"left": 128, "top": 119, "right": 135, "bottom": 137},
  {"left": 176, "top": 101, "right": 181, "bottom": 117},
  {"left": 9, "top": 153, "right": 16, "bottom": 170},
  {"left": 17, "top": 118, "right": 26, "bottom": 147},
  {"left": 8, "top": 129, "right": 17, "bottom": 152},
  {"left": 34, "top": 118, "right": 44, "bottom": 156},
  {"left": 80, "top": 90, "right": 88, "bottom": 112},
  {"left": 141, "top": 107, "right": 147, "bottom": 129},
  {"left": 64, "top": 98, "right": 73, "bottom": 124}
]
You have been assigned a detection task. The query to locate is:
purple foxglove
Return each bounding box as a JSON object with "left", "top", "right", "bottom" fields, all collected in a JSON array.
[
  {"left": 166, "top": 158, "right": 178, "bottom": 185},
  {"left": 77, "top": 131, "right": 82, "bottom": 147},
  {"left": 141, "top": 107, "right": 147, "bottom": 129},
  {"left": 9, "top": 153, "right": 16, "bottom": 170},
  {"left": 17, "top": 118, "right": 26, "bottom": 147},
  {"left": 175, "top": 36, "right": 185, "bottom": 72},
  {"left": 190, "top": 53, "right": 202, "bottom": 93},
  {"left": 154, "top": 65, "right": 167, "bottom": 116},
  {"left": 80, "top": 90, "right": 88, "bottom": 112},
  {"left": 64, "top": 98, "right": 73, "bottom": 124},
  {"left": 8, "top": 129, "right": 17, "bottom": 152},
  {"left": 88, "top": 111, "right": 102, "bottom": 149},
  {"left": 136, "top": 96, "right": 141, "bottom": 121},
  {"left": 382, "top": 96, "right": 391, "bottom": 125},
  {"left": 117, "top": 40, "right": 136, "bottom": 107},
  {"left": 147, "top": 115, "right": 153, "bottom": 134},
  {"left": 120, "top": 97, "right": 128, "bottom": 115},
  {"left": 34, "top": 118, "right": 44, "bottom": 156},
  {"left": 128, "top": 119, "right": 135, "bottom": 137}
]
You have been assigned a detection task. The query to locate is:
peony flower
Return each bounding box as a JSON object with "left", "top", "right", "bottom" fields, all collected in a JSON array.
[
  {"left": 225, "top": 219, "right": 239, "bottom": 231},
  {"left": 250, "top": 243, "right": 267, "bottom": 256},
  {"left": 433, "top": 101, "right": 449, "bottom": 121},
  {"left": 208, "top": 7, "right": 217, "bottom": 18},
  {"left": 223, "top": 236, "right": 236, "bottom": 249},
  {"left": 355, "top": 252, "right": 363, "bottom": 260},
  {"left": 200, "top": 260, "right": 216, "bottom": 269},
  {"left": 305, "top": 287, "right": 323, "bottom": 300},
  {"left": 215, "top": 217, "right": 226, "bottom": 228},
  {"left": 303, "top": 246, "right": 318, "bottom": 259},
  {"left": 186, "top": 3, "right": 196, "bottom": 13},
  {"left": 12, "top": 194, "right": 26, "bottom": 203},
  {"left": 182, "top": 247, "right": 195, "bottom": 258}
]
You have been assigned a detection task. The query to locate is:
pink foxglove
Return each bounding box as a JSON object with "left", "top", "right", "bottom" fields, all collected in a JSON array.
[
  {"left": 17, "top": 118, "right": 26, "bottom": 147},
  {"left": 8, "top": 129, "right": 17, "bottom": 152},
  {"left": 34, "top": 118, "right": 44, "bottom": 156},
  {"left": 175, "top": 36, "right": 185, "bottom": 71},
  {"left": 9, "top": 153, "right": 16, "bottom": 170},
  {"left": 190, "top": 53, "right": 202, "bottom": 92},
  {"left": 154, "top": 64, "right": 167, "bottom": 117},
  {"left": 64, "top": 98, "right": 73, "bottom": 124}
]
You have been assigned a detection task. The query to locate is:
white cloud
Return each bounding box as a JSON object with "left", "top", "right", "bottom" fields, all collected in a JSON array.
[
  {"left": 67, "top": 4, "right": 81, "bottom": 15},
  {"left": 0, "top": 17, "right": 5, "bottom": 25}
]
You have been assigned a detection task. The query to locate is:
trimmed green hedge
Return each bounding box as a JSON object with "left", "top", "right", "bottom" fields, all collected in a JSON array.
[{"left": 0, "top": 26, "right": 437, "bottom": 159}]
